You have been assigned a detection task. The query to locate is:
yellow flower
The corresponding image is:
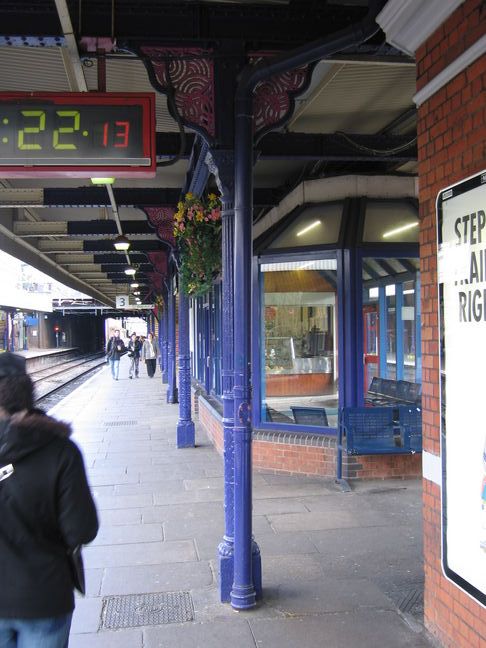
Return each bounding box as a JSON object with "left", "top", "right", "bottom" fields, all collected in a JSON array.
[
  {"left": 185, "top": 192, "right": 194, "bottom": 200},
  {"left": 208, "top": 193, "right": 218, "bottom": 201},
  {"left": 195, "top": 211, "right": 204, "bottom": 222}
]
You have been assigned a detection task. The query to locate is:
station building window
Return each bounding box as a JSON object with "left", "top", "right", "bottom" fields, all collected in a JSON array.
[
  {"left": 260, "top": 258, "right": 339, "bottom": 428},
  {"left": 254, "top": 196, "right": 420, "bottom": 435},
  {"left": 362, "top": 258, "right": 421, "bottom": 390}
]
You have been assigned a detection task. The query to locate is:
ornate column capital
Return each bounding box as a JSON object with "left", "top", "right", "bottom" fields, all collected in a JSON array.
[
  {"left": 205, "top": 149, "right": 235, "bottom": 207},
  {"left": 144, "top": 207, "right": 176, "bottom": 248}
]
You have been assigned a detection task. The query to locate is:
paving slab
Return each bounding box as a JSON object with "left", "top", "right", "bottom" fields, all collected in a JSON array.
[
  {"left": 143, "top": 619, "right": 256, "bottom": 648},
  {"left": 69, "top": 629, "right": 143, "bottom": 648},
  {"left": 97, "top": 508, "right": 142, "bottom": 526},
  {"left": 91, "top": 523, "right": 164, "bottom": 546},
  {"left": 101, "top": 561, "right": 214, "bottom": 595},
  {"left": 47, "top": 363, "right": 432, "bottom": 648},
  {"left": 249, "top": 611, "right": 431, "bottom": 648},
  {"left": 141, "top": 501, "right": 224, "bottom": 524},
  {"left": 70, "top": 596, "right": 103, "bottom": 634},
  {"left": 84, "top": 539, "right": 197, "bottom": 568}
]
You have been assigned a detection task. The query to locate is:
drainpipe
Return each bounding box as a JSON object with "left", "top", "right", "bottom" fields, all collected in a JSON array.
[{"left": 231, "top": 0, "right": 386, "bottom": 610}]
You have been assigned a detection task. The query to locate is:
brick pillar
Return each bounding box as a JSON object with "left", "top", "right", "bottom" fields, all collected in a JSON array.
[{"left": 417, "top": 1, "right": 486, "bottom": 645}]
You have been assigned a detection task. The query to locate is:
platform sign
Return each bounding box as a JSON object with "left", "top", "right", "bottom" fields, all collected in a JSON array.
[
  {"left": 116, "top": 295, "right": 129, "bottom": 309},
  {"left": 437, "top": 170, "right": 486, "bottom": 607}
]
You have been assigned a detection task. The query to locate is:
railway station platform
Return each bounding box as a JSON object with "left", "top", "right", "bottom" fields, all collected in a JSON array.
[{"left": 47, "top": 356, "right": 433, "bottom": 648}]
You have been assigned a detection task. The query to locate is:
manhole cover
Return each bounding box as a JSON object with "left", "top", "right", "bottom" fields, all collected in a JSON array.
[
  {"left": 104, "top": 420, "right": 137, "bottom": 427},
  {"left": 100, "top": 592, "right": 194, "bottom": 629}
]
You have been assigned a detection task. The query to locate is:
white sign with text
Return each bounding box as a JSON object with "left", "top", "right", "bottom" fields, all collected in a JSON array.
[{"left": 438, "top": 170, "right": 486, "bottom": 607}]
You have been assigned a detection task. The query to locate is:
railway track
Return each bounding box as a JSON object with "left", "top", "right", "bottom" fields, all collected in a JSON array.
[{"left": 32, "top": 352, "right": 107, "bottom": 403}]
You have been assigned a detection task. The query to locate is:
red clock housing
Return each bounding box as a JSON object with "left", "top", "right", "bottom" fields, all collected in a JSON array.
[{"left": 0, "top": 92, "right": 156, "bottom": 178}]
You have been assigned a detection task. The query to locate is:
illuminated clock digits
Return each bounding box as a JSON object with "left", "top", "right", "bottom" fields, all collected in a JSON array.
[
  {"left": 114, "top": 121, "right": 130, "bottom": 148},
  {"left": 102, "top": 121, "right": 130, "bottom": 148},
  {"left": 53, "top": 110, "right": 80, "bottom": 150},
  {"left": 18, "top": 110, "right": 45, "bottom": 150}
]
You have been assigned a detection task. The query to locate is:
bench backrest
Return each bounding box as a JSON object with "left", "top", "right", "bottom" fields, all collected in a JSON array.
[
  {"left": 398, "top": 405, "right": 422, "bottom": 452},
  {"left": 368, "top": 377, "right": 422, "bottom": 404},
  {"left": 341, "top": 406, "right": 395, "bottom": 447},
  {"left": 291, "top": 406, "right": 329, "bottom": 426}
]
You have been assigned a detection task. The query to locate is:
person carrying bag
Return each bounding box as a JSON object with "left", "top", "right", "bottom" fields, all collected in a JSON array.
[
  {"left": 0, "top": 353, "right": 98, "bottom": 647},
  {"left": 141, "top": 332, "right": 159, "bottom": 378}
]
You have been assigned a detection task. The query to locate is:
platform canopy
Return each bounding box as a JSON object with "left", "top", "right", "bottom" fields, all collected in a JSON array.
[{"left": 0, "top": 0, "right": 417, "bottom": 307}]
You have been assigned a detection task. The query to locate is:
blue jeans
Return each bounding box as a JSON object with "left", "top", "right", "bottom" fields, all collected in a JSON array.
[
  {"left": 109, "top": 358, "right": 120, "bottom": 379},
  {"left": 0, "top": 613, "right": 72, "bottom": 648}
]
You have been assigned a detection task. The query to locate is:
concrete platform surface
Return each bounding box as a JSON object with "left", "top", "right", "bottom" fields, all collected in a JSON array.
[{"left": 47, "top": 357, "right": 434, "bottom": 648}]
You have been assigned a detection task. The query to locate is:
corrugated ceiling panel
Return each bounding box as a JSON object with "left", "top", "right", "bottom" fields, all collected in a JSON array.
[
  {"left": 0, "top": 47, "right": 71, "bottom": 92},
  {"left": 0, "top": 48, "right": 178, "bottom": 132},
  {"left": 83, "top": 58, "right": 178, "bottom": 132},
  {"left": 291, "top": 63, "right": 416, "bottom": 134}
]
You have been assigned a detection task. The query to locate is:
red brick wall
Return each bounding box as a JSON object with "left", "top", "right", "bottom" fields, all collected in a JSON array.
[
  {"left": 417, "top": 1, "right": 486, "bottom": 644},
  {"left": 252, "top": 440, "right": 335, "bottom": 476},
  {"left": 197, "top": 396, "right": 421, "bottom": 480}
]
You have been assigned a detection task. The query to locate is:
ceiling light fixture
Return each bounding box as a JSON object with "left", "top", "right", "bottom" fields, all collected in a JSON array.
[
  {"left": 382, "top": 222, "right": 418, "bottom": 239},
  {"left": 296, "top": 220, "right": 321, "bottom": 237},
  {"left": 113, "top": 234, "right": 131, "bottom": 251},
  {"left": 130, "top": 282, "right": 139, "bottom": 288},
  {"left": 124, "top": 267, "right": 136, "bottom": 276},
  {"left": 90, "top": 177, "right": 115, "bottom": 185}
]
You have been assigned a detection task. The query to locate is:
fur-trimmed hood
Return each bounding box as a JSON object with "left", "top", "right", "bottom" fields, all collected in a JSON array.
[{"left": 0, "top": 409, "right": 72, "bottom": 464}]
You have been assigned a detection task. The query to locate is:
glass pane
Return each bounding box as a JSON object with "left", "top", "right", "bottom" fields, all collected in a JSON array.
[
  {"left": 362, "top": 257, "right": 421, "bottom": 404},
  {"left": 402, "top": 280, "right": 417, "bottom": 382},
  {"left": 261, "top": 258, "right": 338, "bottom": 429},
  {"left": 387, "top": 289, "right": 397, "bottom": 380},
  {"left": 363, "top": 201, "right": 419, "bottom": 243},
  {"left": 268, "top": 203, "right": 342, "bottom": 249}
]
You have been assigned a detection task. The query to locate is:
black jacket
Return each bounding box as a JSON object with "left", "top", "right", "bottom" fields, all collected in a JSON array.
[
  {"left": 106, "top": 336, "right": 126, "bottom": 360},
  {"left": 128, "top": 338, "right": 141, "bottom": 359},
  {"left": 0, "top": 410, "right": 98, "bottom": 619}
]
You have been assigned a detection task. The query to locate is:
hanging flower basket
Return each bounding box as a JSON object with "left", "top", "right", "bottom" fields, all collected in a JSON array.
[{"left": 173, "top": 192, "right": 222, "bottom": 296}]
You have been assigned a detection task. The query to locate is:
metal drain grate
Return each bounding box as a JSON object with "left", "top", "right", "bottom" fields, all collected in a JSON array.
[
  {"left": 100, "top": 592, "right": 194, "bottom": 629},
  {"left": 398, "top": 588, "right": 423, "bottom": 614},
  {"left": 104, "top": 420, "right": 137, "bottom": 427}
]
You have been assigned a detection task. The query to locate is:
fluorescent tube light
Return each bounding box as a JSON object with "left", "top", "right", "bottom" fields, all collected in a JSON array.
[
  {"left": 296, "top": 220, "right": 321, "bottom": 237},
  {"left": 382, "top": 222, "right": 418, "bottom": 239}
]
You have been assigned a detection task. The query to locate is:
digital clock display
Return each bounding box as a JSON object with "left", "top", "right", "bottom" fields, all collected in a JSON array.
[{"left": 0, "top": 93, "right": 155, "bottom": 178}]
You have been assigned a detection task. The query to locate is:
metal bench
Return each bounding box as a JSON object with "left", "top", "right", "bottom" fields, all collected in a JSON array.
[
  {"left": 337, "top": 406, "right": 421, "bottom": 482},
  {"left": 366, "top": 378, "right": 421, "bottom": 407},
  {"left": 291, "top": 406, "right": 329, "bottom": 426},
  {"left": 397, "top": 405, "right": 422, "bottom": 453}
]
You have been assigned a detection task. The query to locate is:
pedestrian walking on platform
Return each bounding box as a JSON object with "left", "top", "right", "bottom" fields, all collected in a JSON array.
[
  {"left": 127, "top": 332, "right": 141, "bottom": 379},
  {"left": 0, "top": 352, "right": 98, "bottom": 648},
  {"left": 106, "top": 329, "right": 126, "bottom": 380},
  {"left": 142, "top": 332, "right": 159, "bottom": 378}
]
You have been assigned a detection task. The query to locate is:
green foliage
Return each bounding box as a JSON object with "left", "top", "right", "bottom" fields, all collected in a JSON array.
[{"left": 173, "top": 192, "right": 222, "bottom": 296}]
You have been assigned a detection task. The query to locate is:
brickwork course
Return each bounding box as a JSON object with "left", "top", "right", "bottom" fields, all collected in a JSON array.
[{"left": 417, "top": 0, "right": 486, "bottom": 645}]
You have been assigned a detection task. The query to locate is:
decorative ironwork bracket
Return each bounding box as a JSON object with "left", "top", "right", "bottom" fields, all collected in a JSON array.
[
  {"left": 144, "top": 207, "right": 176, "bottom": 249},
  {"left": 251, "top": 53, "right": 316, "bottom": 142},
  {"left": 140, "top": 46, "right": 216, "bottom": 141},
  {"left": 139, "top": 46, "right": 314, "bottom": 146}
]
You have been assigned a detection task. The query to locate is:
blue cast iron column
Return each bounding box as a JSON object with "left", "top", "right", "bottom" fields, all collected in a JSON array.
[
  {"left": 230, "top": 0, "right": 384, "bottom": 609},
  {"left": 167, "top": 273, "right": 178, "bottom": 404},
  {"left": 161, "top": 287, "right": 169, "bottom": 384},
  {"left": 157, "top": 308, "right": 163, "bottom": 375},
  {"left": 231, "top": 95, "right": 259, "bottom": 610},
  {"left": 205, "top": 150, "right": 237, "bottom": 601},
  {"left": 176, "top": 276, "right": 195, "bottom": 447}
]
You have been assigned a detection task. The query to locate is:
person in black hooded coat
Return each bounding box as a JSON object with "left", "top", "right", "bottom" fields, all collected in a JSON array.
[{"left": 0, "top": 352, "right": 98, "bottom": 648}]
